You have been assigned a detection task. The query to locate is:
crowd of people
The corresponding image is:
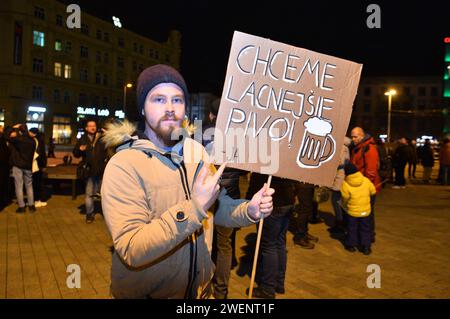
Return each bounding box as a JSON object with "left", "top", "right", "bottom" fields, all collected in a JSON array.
[{"left": 1, "top": 64, "right": 450, "bottom": 300}]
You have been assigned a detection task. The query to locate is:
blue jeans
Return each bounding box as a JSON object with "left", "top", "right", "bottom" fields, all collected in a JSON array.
[
  {"left": 85, "top": 176, "right": 101, "bottom": 216},
  {"left": 12, "top": 166, "right": 34, "bottom": 207},
  {"left": 258, "top": 205, "right": 293, "bottom": 294}
]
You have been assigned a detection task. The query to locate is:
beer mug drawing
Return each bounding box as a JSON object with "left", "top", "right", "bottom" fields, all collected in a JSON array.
[{"left": 297, "top": 117, "right": 336, "bottom": 168}]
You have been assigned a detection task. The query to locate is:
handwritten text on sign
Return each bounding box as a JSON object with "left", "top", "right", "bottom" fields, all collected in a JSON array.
[{"left": 213, "top": 31, "right": 362, "bottom": 186}]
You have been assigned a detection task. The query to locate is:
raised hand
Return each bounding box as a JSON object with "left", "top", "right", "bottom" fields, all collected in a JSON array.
[
  {"left": 192, "top": 162, "right": 227, "bottom": 212},
  {"left": 247, "top": 183, "right": 275, "bottom": 220}
]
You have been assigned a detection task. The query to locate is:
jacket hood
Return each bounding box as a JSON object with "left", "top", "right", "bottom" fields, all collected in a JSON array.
[
  {"left": 345, "top": 171, "right": 364, "bottom": 187},
  {"left": 102, "top": 119, "right": 196, "bottom": 156}
]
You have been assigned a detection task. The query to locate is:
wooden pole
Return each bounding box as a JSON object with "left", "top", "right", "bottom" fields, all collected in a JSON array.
[{"left": 248, "top": 175, "right": 272, "bottom": 299}]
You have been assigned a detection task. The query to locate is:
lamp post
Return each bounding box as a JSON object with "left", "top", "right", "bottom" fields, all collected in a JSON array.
[
  {"left": 384, "top": 89, "right": 397, "bottom": 142},
  {"left": 123, "top": 83, "right": 133, "bottom": 118}
]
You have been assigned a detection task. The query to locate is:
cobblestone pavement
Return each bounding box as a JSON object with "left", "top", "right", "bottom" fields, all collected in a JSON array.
[{"left": 1, "top": 171, "right": 449, "bottom": 299}]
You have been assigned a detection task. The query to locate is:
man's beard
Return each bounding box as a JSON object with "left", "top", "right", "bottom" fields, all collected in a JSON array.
[{"left": 148, "top": 115, "right": 182, "bottom": 147}]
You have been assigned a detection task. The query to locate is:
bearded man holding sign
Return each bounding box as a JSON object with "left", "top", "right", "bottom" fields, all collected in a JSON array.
[{"left": 100, "top": 64, "right": 274, "bottom": 299}]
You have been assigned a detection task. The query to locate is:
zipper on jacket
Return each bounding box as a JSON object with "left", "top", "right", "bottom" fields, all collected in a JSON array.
[{"left": 162, "top": 153, "right": 198, "bottom": 299}]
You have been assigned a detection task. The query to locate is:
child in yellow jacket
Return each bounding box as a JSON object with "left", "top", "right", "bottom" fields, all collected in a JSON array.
[{"left": 341, "top": 163, "right": 377, "bottom": 255}]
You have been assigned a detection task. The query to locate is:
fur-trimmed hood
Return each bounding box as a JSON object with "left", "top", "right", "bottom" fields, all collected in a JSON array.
[{"left": 102, "top": 119, "right": 196, "bottom": 154}]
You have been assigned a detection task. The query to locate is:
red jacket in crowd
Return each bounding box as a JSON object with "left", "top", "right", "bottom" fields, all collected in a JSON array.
[{"left": 350, "top": 136, "right": 382, "bottom": 193}]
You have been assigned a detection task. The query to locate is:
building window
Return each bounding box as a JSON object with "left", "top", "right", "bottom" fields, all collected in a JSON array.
[
  {"left": 32, "top": 58, "right": 44, "bottom": 73},
  {"left": 103, "top": 74, "right": 108, "bottom": 86},
  {"left": 55, "top": 40, "right": 62, "bottom": 51},
  {"left": 133, "top": 43, "right": 138, "bottom": 52},
  {"left": 104, "top": 52, "right": 109, "bottom": 64},
  {"left": 96, "top": 30, "right": 102, "bottom": 40},
  {"left": 65, "top": 41, "right": 72, "bottom": 53},
  {"left": 34, "top": 7, "right": 45, "bottom": 20},
  {"left": 149, "top": 48, "right": 154, "bottom": 58},
  {"left": 33, "top": 31, "right": 45, "bottom": 47},
  {"left": 133, "top": 61, "right": 137, "bottom": 71},
  {"left": 417, "top": 100, "right": 426, "bottom": 109},
  {"left": 430, "top": 87, "right": 438, "bottom": 97},
  {"left": 26, "top": 107, "right": 45, "bottom": 132},
  {"left": 78, "top": 93, "right": 88, "bottom": 105},
  {"left": 80, "top": 69, "right": 88, "bottom": 82},
  {"left": 56, "top": 14, "right": 63, "bottom": 26},
  {"left": 54, "top": 89, "right": 60, "bottom": 103},
  {"left": 0, "top": 109, "right": 4, "bottom": 127},
  {"left": 165, "top": 54, "right": 170, "bottom": 63},
  {"left": 404, "top": 86, "right": 411, "bottom": 96},
  {"left": 139, "top": 44, "right": 144, "bottom": 54},
  {"left": 364, "top": 102, "right": 371, "bottom": 113},
  {"left": 154, "top": 50, "right": 159, "bottom": 59},
  {"left": 95, "top": 73, "right": 101, "bottom": 84},
  {"left": 81, "top": 24, "right": 89, "bottom": 35},
  {"left": 418, "top": 87, "right": 426, "bottom": 96},
  {"left": 80, "top": 46, "right": 89, "bottom": 58},
  {"left": 139, "top": 64, "right": 143, "bottom": 72},
  {"left": 103, "top": 32, "right": 109, "bottom": 42},
  {"left": 364, "top": 87, "right": 371, "bottom": 97},
  {"left": 64, "top": 91, "right": 70, "bottom": 104},
  {"left": 117, "top": 57, "right": 124, "bottom": 68},
  {"left": 64, "top": 65, "right": 72, "bottom": 79},
  {"left": 96, "top": 51, "right": 101, "bottom": 63},
  {"left": 32, "top": 86, "right": 43, "bottom": 100},
  {"left": 54, "top": 62, "right": 62, "bottom": 77},
  {"left": 118, "top": 37, "right": 124, "bottom": 48},
  {"left": 53, "top": 115, "right": 72, "bottom": 144}
]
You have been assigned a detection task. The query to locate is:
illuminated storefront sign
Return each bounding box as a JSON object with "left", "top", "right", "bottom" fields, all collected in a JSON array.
[{"left": 77, "top": 107, "right": 110, "bottom": 117}]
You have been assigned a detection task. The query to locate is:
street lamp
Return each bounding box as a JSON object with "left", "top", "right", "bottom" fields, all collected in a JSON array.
[
  {"left": 123, "top": 83, "right": 133, "bottom": 118},
  {"left": 384, "top": 89, "right": 397, "bottom": 142}
]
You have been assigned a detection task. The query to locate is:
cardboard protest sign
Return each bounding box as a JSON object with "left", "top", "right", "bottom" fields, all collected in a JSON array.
[{"left": 212, "top": 31, "right": 362, "bottom": 187}]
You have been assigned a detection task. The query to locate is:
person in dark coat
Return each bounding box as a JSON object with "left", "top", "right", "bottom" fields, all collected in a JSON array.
[
  {"left": 8, "top": 124, "right": 36, "bottom": 212},
  {"left": 0, "top": 125, "right": 12, "bottom": 211},
  {"left": 29, "top": 128, "right": 48, "bottom": 208},
  {"left": 246, "top": 173, "right": 296, "bottom": 298},
  {"left": 392, "top": 137, "right": 411, "bottom": 188},
  {"left": 73, "top": 119, "right": 107, "bottom": 223},
  {"left": 418, "top": 139, "right": 435, "bottom": 183},
  {"left": 407, "top": 139, "right": 418, "bottom": 179},
  {"left": 47, "top": 137, "right": 56, "bottom": 158}
]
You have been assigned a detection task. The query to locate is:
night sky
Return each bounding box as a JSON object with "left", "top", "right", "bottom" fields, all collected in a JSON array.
[{"left": 59, "top": 0, "right": 449, "bottom": 95}]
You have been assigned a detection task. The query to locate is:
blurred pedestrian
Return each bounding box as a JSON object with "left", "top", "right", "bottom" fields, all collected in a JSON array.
[
  {"left": 8, "top": 124, "right": 36, "bottom": 213},
  {"left": 47, "top": 137, "right": 55, "bottom": 158},
  {"left": 73, "top": 119, "right": 108, "bottom": 223},
  {"left": 29, "top": 128, "right": 48, "bottom": 208},
  {"left": 439, "top": 138, "right": 450, "bottom": 185},
  {"left": 418, "top": 139, "right": 435, "bottom": 184},
  {"left": 341, "top": 163, "right": 376, "bottom": 255},
  {"left": 407, "top": 139, "right": 418, "bottom": 179},
  {"left": 392, "top": 137, "right": 411, "bottom": 189},
  {"left": 0, "top": 125, "right": 12, "bottom": 211}
]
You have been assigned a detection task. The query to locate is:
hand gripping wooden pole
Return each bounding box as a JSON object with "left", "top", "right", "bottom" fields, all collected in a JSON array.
[{"left": 248, "top": 174, "right": 272, "bottom": 299}]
